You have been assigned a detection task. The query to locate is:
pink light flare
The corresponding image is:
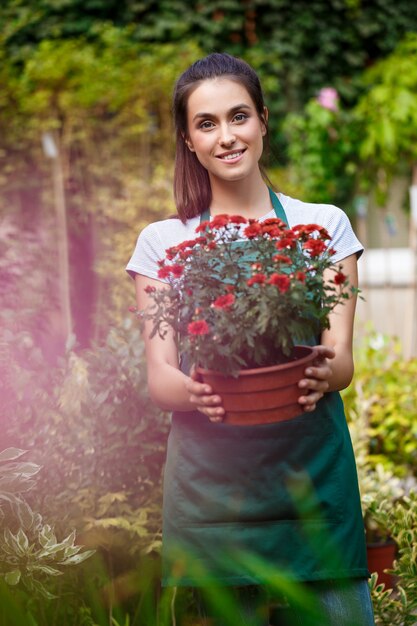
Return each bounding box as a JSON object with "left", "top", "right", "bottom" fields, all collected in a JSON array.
[{"left": 316, "top": 87, "right": 339, "bottom": 112}]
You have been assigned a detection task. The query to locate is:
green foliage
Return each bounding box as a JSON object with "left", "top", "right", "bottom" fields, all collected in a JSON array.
[
  {"left": 344, "top": 333, "right": 417, "bottom": 476},
  {"left": 354, "top": 33, "right": 417, "bottom": 196},
  {"left": 284, "top": 96, "right": 360, "bottom": 211},
  {"left": 0, "top": 447, "right": 93, "bottom": 601},
  {"left": 368, "top": 494, "right": 417, "bottom": 625},
  {"left": 4, "top": 321, "right": 168, "bottom": 558}
]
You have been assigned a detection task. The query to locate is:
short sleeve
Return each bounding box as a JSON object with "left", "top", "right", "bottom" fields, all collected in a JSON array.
[
  {"left": 125, "top": 223, "right": 167, "bottom": 281},
  {"left": 326, "top": 207, "right": 364, "bottom": 263}
]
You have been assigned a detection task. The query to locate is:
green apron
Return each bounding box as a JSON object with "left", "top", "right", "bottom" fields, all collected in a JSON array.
[{"left": 162, "top": 190, "right": 368, "bottom": 587}]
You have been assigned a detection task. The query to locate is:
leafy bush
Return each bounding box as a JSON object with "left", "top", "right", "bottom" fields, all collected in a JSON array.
[
  {"left": 344, "top": 333, "right": 417, "bottom": 477},
  {"left": 3, "top": 320, "right": 169, "bottom": 559},
  {"left": 368, "top": 493, "right": 417, "bottom": 626},
  {"left": 0, "top": 447, "right": 93, "bottom": 600}
]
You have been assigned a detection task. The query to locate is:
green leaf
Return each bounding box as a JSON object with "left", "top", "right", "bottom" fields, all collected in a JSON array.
[{"left": 4, "top": 569, "right": 21, "bottom": 586}]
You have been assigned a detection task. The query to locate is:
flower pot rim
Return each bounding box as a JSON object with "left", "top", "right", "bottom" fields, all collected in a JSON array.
[{"left": 196, "top": 345, "right": 315, "bottom": 378}]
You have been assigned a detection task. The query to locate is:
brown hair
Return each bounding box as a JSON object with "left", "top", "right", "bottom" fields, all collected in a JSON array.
[{"left": 172, "top": 53, "right": 274, "bottom": 222}]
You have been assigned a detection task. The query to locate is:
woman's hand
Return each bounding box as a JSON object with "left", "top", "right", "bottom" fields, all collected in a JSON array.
[
  {"left": 184, "top": 368, "right": 225, "bottom": 423},
  {"left": 298, "top": 345, "right": 336, "bottom": 412}
]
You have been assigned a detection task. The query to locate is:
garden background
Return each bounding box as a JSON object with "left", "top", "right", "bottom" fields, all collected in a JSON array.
[{"left": 1, "top": 1, "right": 417, "bottom": 624}]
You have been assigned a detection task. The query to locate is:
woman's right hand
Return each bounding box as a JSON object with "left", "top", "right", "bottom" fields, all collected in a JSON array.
[{"left": 184, "top": 368, "right": 225, "bottom": 423}]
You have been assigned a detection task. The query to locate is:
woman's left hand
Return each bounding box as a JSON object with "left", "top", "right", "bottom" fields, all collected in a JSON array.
[{"left": 298, "top": 345, "right": 335, "bottom": 412}]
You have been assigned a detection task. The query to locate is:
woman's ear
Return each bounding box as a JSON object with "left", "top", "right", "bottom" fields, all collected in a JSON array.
[{"left": 182, "top": 132, "right": 195, "bottom": 152}]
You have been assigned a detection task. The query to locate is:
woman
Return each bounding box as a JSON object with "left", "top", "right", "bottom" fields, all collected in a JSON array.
[{"left": 127, "top": 53, "right": 375, "bottom": 626}]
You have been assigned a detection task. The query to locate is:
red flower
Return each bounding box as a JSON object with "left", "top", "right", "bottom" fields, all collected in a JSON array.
[
  {"left": 262, "top": 217, "right": 285, "bottom": 227},
  {"left": 267, "top": 273, "right": 291, "bottom": 293},
  {"left": 303, "top": 239, "right": 327, "bottom": 257},
  {"left": 170, "top": 264, "right": 184, "bottom": 278},
  {"left": 144, "top": 285, "right": 156, "bottom": 293},
  {"left": 229, "top": 215, "right": 248, "bottom": 224},
  {"left": 207, "top": 241, "right": 217, "bottom": 250},
  {"left": 244, "top": 222, "right": 263, "bottom": 239},
  {"left": 187, "top": 320, "right": 210, "bottom": 335},
  {"left": 211, "top": 214, "right": 230, "bottom": 228},
  {"left": 212, "top": 294, "right": 236, "bottom": 309},
  {"left": 334, "top": 271, "right": 347, "bottom": 285},
  {"left": 195, "top": 220, "right": 210, "bottom": 232},
  {"left": 261, "top": 224, "right": 282, "bottom": 237},
  {"left": 247, "top": 273, "right": 266, "bottom": 286},
  {"left": 157, "top": 266, "right": 171, "bottom": 279},
  {"left": 273, "top": 254, "right": 291, "bottom": 264},
  {"left": 295, "top": 271, "right": 306, "bottom": 283},
  {"left": 275, "top": 237, "right": 296, "bottom": 250},
  {"left": 180, "top": 249, "right": 193, "bottom": 260}
]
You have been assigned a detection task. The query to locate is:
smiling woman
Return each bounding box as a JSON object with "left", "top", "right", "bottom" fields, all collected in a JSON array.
[
  {"left": 126, "top": 53, "right": 375, "bottom": 626},
  {"left": 185, "top": 81, "right": 266, "bottom": 192}
]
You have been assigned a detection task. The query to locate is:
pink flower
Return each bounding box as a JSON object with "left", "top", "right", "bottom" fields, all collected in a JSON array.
[
  {"left": 212, "top": 294, "right": 236, "bottom": 309},
  {"left": 317, "top": 87, "right": 339, "bottom": 111},
  {"left": 187, "top": 320, "right": 210, "bottom": 335}
]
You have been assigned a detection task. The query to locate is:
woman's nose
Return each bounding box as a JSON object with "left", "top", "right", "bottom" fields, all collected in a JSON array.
[{"left": 218, "top": 124, "right": 236, "bottom": 146}]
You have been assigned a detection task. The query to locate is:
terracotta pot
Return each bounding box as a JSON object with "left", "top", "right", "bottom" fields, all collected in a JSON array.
[
  {"left": 366, "top": 541, "right": 396, "bottom": 588},
  {"left": 197, "top": 345, "right": 316, "bottom": 426}
]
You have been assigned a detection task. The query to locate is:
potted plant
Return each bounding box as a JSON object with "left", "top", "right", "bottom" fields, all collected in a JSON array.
[{"left": 139, "top": 214, "right": 357, "bottom": 425}]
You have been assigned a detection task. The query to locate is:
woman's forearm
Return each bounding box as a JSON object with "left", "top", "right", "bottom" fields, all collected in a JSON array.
[
  {"left": 147, "top": 361, "right": 194, "bottom": 412},
  {"left": 326, "top": 344, "right": 354, "bottom": 392}
]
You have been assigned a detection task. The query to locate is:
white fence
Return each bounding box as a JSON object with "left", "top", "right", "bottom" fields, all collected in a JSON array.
[{"left": 356, "top": 248, "right": 417, "bottom": 358}]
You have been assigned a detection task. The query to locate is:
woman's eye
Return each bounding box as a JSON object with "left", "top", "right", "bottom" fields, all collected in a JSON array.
[
  {"left": 233, "top": 113, "right": 248, "bottom": 123},
  {"left": 200, "top": 121, "right": 214, "bottom": 130}
]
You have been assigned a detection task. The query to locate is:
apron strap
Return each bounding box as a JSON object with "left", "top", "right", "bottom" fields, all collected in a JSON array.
[{"left": 199, "top": 188, "right": 288, "bottom": 226}]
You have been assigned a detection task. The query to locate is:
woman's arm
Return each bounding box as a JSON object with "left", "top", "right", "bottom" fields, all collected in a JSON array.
[
  {"left": 135, "top": 274, "right": 224, "bottom": 419},
  {"left": 297, "top": 253, "right": 359, "bottom": 411}
]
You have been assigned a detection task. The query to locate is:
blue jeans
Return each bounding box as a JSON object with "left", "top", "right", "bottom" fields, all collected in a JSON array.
[{"left": 194, "top": 579, "right": 375, "bottom": 626}]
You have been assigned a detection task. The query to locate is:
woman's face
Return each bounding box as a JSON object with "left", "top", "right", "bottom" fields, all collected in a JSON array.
[{"left": 185, "top": 78, "right": 267, "bottom": 183}]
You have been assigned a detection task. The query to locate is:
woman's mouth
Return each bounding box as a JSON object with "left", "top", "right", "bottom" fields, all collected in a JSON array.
[{"left": 216, "top": 149, "right": 246, "bottom": 163}]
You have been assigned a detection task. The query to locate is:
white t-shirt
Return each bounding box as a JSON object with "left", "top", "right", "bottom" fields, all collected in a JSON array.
[{"left": 126, "top": 192, "right": 363, "bottom": 280}]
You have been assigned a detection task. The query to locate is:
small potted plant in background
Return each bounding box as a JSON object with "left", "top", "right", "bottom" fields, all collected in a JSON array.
[{"left": 138, "top": 214, "right": 358, "bottom": 425}]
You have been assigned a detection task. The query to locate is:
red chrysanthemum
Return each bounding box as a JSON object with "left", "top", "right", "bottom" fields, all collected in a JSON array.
[
  {"left": 229, "top": 215, "right": 248, "bottom": 224},
  {"left": 211, "top": 214, "right": 230, "bottom": 228},
  {"left": 157, "top": 266, "right": 171, "bottom": 279},
  {"left": 303, "top": 239, "right": 327, "bottom": 257},
  {"left": 195, "top": 220, "right": 210, "bottom": 233},
  {"left": 267, "top": 273, "right": 291, "bottom": 293},
  {"left": 273, "top": 254, "right": 292, "bottom": 264},
  {"left": 170, "top": 264, "right": 184, "bottom": 278},
  {"left": 247, "top": 273, "right": 266, "bottom": 286},
  {"left": 275, "top": 237, "right": 296, "bottom": 250},
  {"left": 262, "top": 217, "right": 285, "bottom": 227},
  {"left": 212, "top": 294, "right": 236, "bottom": 309},
  {"left": 334, "top": 271, "right": 347, "bottom": 285},
  {"left": 295, "top": 271, "right": 306, "bottom": 283},
  {"left": 244, "top": 222, "right": 263, "bottom": 239},
  {"left": 187, "top": 320, "right": 210, "bottom": 335}
]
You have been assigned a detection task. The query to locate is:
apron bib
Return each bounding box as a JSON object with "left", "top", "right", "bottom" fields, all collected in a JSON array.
[{"left": 162, "top": 190, "right": 368, "bottom": 586}]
